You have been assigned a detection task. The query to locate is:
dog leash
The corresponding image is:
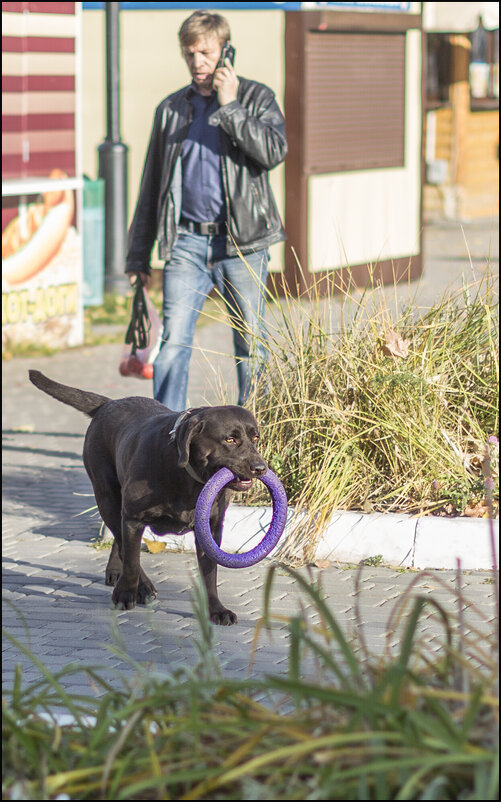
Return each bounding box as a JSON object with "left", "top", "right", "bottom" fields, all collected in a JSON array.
[{"left": 125, "top": 279, "right": 151, "bottom": 355}]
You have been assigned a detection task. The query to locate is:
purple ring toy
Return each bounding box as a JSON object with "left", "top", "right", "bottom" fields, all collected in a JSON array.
[{"left": 194, "top": 467, "right": 288, "bottom": 568}]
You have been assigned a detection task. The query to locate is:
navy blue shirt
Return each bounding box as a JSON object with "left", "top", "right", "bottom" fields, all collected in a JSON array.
[{"left": 181, "top": 87, "right": 226, "bottom": 223}]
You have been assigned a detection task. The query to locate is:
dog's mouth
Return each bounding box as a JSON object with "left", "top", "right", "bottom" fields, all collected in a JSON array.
[{"left": 228, "top": 478, "right": 254, "bottom": 492}]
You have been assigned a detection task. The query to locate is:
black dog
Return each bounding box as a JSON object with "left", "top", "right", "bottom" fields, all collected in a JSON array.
[{"left": 28, "top": 370, "right": 267, "bottom": 624}]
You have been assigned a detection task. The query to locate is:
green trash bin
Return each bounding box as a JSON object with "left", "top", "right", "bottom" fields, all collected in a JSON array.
[{"left": 82, "top": 178, "right": 105, "bottom": 306}]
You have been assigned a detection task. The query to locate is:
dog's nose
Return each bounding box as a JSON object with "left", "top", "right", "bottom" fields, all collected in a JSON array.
[{"left": 250, "top": 461, "right": 267, "bottom": 477}]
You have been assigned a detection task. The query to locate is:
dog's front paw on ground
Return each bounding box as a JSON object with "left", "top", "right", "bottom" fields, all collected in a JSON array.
[
  {"left": 210, "top": 606, "right": 238, "bottom": 626},
  {"left": 112, "top": 586, "right": 137, "bottom": 610}
]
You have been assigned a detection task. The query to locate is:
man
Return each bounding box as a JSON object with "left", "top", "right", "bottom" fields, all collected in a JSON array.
[{"left": 126, "top": 10, "right": 287, "bottom": 410}]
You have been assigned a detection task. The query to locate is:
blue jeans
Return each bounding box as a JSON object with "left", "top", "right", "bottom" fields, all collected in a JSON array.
[{"left": 153, "top": 228, "right": 269, "bottom": 411}]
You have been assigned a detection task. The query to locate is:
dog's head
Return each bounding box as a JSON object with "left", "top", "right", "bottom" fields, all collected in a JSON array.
[{"left": 174, "top": 406, "right": 267, "bottom": 490}]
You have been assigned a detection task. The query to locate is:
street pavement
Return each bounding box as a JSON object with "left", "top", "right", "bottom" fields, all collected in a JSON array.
[{"left": 2, "top": 218, "right": 498, "bottom": 704}]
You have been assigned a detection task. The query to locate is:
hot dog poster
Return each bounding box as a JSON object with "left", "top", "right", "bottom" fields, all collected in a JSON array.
[
  {"left": 2, "top": 173, "right": 84, "bottom": 352},
  {"left": 2, "top": 2, "right": 84, "bottom": 353}
]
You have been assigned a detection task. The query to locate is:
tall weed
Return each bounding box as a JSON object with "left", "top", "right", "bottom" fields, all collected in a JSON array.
[{"left": 3, "top": 558, "right": 498, "bottom": 800}]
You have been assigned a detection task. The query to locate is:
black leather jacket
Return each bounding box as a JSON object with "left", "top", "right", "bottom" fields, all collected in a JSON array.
[{"left": 126, "top": 77, "right": 288, "bottom": 275}]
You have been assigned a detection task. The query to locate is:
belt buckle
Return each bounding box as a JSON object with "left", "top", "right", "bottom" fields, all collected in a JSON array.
[{"left": 203, "top": 222, "right": 217, "bottom": 235}]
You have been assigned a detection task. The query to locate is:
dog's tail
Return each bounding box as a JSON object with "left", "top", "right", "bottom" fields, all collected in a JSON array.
[{"left": 29, "top": 370, "right": 111, "bottom": 417}]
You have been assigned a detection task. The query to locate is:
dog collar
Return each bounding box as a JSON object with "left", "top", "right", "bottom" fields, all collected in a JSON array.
[
  {"left": 169, "top": 410, "right": 205, "bottom": 484},
  {"left": 168, "top": 409, "right": 192, "bottom": 444}
]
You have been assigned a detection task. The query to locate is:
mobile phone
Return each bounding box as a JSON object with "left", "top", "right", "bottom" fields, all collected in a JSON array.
[{"left": 216, "top": 42, "right": 235, "bottom": 69}]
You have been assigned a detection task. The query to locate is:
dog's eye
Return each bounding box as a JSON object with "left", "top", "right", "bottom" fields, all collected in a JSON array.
[
  {"left": 252, "top": 436, "right": 259, "bottom": 443},
  {"left": 225, "top": 437, "right": 236, "bottom": 444}
]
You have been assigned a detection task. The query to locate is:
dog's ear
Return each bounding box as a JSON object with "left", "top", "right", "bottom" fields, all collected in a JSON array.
[{"left": 176, "top": 416, "right": 205, "bottom": 468}]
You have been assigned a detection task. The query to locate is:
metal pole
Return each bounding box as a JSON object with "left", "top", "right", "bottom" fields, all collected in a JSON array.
[{"left": 98, "top": 1, "right": 129, "bottom": 294}]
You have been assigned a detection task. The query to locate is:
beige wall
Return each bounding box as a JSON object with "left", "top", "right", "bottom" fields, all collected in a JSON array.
[{"left": 81, "top": 8, "right": 285, "bottom": 269}]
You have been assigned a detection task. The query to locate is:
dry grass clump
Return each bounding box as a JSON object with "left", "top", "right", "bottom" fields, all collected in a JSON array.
[{"left": 235, "top": 267, "right": 499, "bottom": 559}]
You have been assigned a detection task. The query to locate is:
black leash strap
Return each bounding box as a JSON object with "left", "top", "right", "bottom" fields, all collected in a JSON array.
[{"left": 125, "top": 280, "right": 151, "bottom": 355}]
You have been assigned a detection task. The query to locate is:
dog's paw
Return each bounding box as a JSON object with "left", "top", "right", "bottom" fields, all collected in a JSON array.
[
  {"left": 137, "top": 581, "right": 157, "bottom": 605},
  {"left": 112, "top": 587, "right": 137, "bottom": 610},
  {"left": 210, "top": 607, "right": 238, "bottom": 626}
]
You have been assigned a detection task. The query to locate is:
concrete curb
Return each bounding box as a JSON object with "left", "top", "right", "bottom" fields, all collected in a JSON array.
[{"left": 142, "top": 504, "right": 499, "bottom": 571}]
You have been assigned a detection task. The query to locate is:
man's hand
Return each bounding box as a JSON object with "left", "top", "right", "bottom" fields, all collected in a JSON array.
[
  {"left": 127, "top": 272, "right": 151, "bottom": 288},
  {"left": 213, "top": 57, "right": 239, "bottom": 106}
]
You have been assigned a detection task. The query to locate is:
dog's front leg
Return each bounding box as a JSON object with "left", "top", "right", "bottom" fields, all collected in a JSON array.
[
  {"left": 196, "top": 518, "right": 237, "bottom": 626},
  {"left": 111, "top": 516, "right": 143, "bottom": 610}
]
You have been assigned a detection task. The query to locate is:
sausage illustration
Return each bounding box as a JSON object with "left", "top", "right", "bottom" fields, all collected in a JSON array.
[{"left": 2, "top": 170, "right": 74, "bottom": 286}]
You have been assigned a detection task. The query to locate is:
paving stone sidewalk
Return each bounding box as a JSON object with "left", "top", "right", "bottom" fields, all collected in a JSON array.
[{"left": 2, "top": 218, "right": 498, "bottom": 703}]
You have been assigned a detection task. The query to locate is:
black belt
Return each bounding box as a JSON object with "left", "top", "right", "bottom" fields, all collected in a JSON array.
[{"left": 179, "top": 217, "right": 225, "bottom": 236}]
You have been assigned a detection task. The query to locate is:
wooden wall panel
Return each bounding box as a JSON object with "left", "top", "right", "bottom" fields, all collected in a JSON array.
[{"left": 304, "top": 31, "right": 406, "bottom": 174}]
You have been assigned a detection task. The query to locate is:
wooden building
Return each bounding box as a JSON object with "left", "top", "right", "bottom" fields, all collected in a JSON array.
[
  {"left": 282, "top": 3, "right": 423, "bottom": 292},
  {"left": 423, "top": 2, "right": 499, "bottom": 220}
]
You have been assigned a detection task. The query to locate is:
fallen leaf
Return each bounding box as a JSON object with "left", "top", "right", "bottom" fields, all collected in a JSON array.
[
  {"left": 464, "top": 504, "right": 490, "bottom": 518},
  {"left": 314, "top": 559, "right": 333, "bottom": 569},
  {"left": 381, "top": 329, "right": 410, "bottom": 359},
  {"left": 144, "top": 540, "right": 166, "bottom": 554}
]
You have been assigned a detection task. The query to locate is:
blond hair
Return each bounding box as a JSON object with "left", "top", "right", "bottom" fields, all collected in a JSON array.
[{"left": 178, "top": 10, "right": 230, "bottom": 47}]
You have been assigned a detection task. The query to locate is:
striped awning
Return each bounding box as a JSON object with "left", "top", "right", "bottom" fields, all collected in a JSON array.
[{"left": 2, "top": 2, "right": 78, "bottom": 181}]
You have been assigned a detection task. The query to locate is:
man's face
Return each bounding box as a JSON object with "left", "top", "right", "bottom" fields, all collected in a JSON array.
[{"left": 182, "top": 34, "right": 222, "bottom": 94}]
